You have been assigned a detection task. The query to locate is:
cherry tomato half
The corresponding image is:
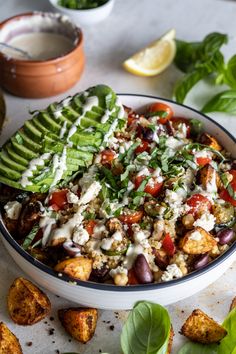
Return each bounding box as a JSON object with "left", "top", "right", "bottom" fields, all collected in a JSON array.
[
  {"left": 219, "top": 170, "right": 236, "bottom": 207},
  {"left": 85, "top": 220, "right": 97, "bottom": 236},
  {"left": 119, "top": 210, "right": 143, "bottom": 224},
  {"left": 49, "top": 189, "right": 68, "bottom": 211},
  {"left": 135, "top": 140, "right": 150, "bottom": 154},
  {"left": 171, "top": 117, "right": 191, "bottom": 138},
  {"left": 162, "top": 233, "right": 176, "bottom": 256},
  {"left": 186, "top": 193, "right": 212, "bottom": 217},
  {"left": 135, "top": 175, "right": 163, "bottom": 197},
  {"left": 148, "top": 102, "right": 173, "bottom": 124},
  {"left": 196, "top": 157, "right": 212, "bottom": 167},
  {"left": 101, "top": 149, "right": 116, "bottom": 165}
]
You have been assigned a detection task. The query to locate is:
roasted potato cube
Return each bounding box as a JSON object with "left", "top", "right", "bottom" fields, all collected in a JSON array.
[
  {"left": 54, "top": 256, "right": 93, "bottom": 281},
  {"left": 199, "top": 133, "right": 222, "bottom": 151},
  {"left": 230, "top": 297, "right": 236, "bottom": 311},
  {"left": 196, "top": 164, "right": 221, "bottom": 191},
  {"left": 58, "top": 308, "right": 98, "bottom": 343},
  {"left": 179, "top": 227, "right": 217, "bottom": 254},
  {"left": 180, "top": 309, "right": 227, "bottom": 343},
  {"left": 212, "top": 202, "right": 235, "bottom": 226},
  {"left": 7, "top": 277, "right": 51, "bottom": 325},
  {"left": 0, "top": 322, "right": 22, "bottom": 354},
  {"left": 166, "top": 326, "right": 174, "bottom": 354}
]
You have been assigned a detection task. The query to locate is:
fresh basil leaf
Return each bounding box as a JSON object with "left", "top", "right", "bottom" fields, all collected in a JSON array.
[
  {"left": 148, "top": 110, "right": 168, "bottom": 118},
  {"left": 190, "top": 119, "right": 203, "bottom": 136},
  {"left": 178, "top": 342, "right": 218, "bottom": 354},
  {"left": 202, "top": 90, "right": 236, "bottom": 114},
  {"left": 174, "top": 40, "right": 201, "bottom": 73},
  {"left": 119, "top": 142, "right": 140, "bottom": 164},
  {"left": 218, "top": 308, "right": 236, "bottom": 354},
  {"left": 221, "top": 54, "right": 236, "bottom": 89},
  {"left": 200, "top": 32, "right": 228, "bottom": 60},
  {"left": 22, "top": 224, "right": 40, "bottom": 250},
  {"left": 120, "top": 301, "right": 171, "bottom": 354},
  {"left": 100, "top": 166, "right": 118, "bottom": 190},
  {"left": 120, "top": 165, "right": 135, "bottom": 181},
  {"left": 174, "top": 66, "right": 211, "bottom": 103},
  {"left": 175, "top": 32, "right": 227, "bottom": 74},
  {"left": 227, "top": 184, "right": 236, "bottom": 201}
]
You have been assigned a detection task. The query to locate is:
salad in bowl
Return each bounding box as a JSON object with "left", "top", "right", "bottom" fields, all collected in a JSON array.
[{"left": 0, "top": 85, "right": 235, "bottom": 292}]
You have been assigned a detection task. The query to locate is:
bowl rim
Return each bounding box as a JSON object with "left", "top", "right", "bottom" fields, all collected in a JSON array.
[
  {"left": 0, "top": 12, "right": 83, "bottom": 65},
  {"left": 0, "top": 93, "right": 235, "bottom": 292},
  {"left": 49, "top": 0, "right": 113, "bottom": 12}
]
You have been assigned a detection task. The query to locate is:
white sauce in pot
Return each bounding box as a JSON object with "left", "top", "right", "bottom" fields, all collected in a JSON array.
[{"left": 6, "top": 32, "right": 75, "bottom": 61}]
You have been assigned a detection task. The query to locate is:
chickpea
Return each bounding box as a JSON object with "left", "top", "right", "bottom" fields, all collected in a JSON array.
[
  {"left": 182, "top": 214, "right": 195, "bottom": 229},
  {"left": 114, "top": 273, "right": 128, "bottom": 286}
]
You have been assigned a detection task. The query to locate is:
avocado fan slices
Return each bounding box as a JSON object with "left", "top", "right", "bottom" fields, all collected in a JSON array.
[{"left": 0, "top": 85, "right": 125, "bottom": 192}]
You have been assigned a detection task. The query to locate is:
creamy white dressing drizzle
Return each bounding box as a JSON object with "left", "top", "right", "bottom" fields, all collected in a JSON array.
[
  {"left": 20, "top": 153, "right": 51, "bottom": 188},
  {"left": 51, "top": 147, "right": 67, "bottom": 188},
  {"left": 59, "top": 121, "right": 67, "bottom": 139}
]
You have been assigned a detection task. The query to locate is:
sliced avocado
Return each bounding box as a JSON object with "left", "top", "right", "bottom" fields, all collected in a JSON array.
[
  {"left": 0, "top": 162, "right": 21, "bottom": 180},
  {"left": 37, "top": 112, "right": 61, "bottom": 133},
  {"left": 11, "top": 138, "right": 38, "bottom": 160},
  {"left": 5, "top": 144, "right": 29, "bottom": 166},
  {"left": 0, "top": 85, "right": 124, "bottom": 192},
  {"left": 24, "top": 120, "right": 42, "bottom": 142},
  {"left": 18, "top": 130, "right": 41, "bottom": 152},
  {"left": 0, "top": 151, "right": 26, "bottom": 172}
]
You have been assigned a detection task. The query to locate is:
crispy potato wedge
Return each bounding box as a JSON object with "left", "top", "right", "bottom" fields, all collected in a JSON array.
[
  {"left": 230, "top": 297, "right": 236, "bottom": 311},
  {"left": 199, "top": 133, "right": 222, "bottom": 151},
  {"left": 0, "top": 322, "right": 22, "bottom": 354},
  {"left": 58, "top": 307, "right": 98, "bottom": 343},
  {"left": 54, "top": 257, "right": 93, "bottom": 281},
  {"left": 166, "top": 326, "right": 174, "bottom": 354},
  {"left": 181, "top": 309, "right": 227, "bottom": 344},
  {"left": 7, "top": 277, "right": 51, "bottom": 325},
  {"left": 197, "top": 164, "right": 222, "bottom": 191},
  {"left": 179, "top": 227, "right": 217, "bottom": 254}
]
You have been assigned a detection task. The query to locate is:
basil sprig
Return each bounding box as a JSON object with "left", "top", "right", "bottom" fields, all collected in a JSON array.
[
  {"left": 22, "top": 224, "right": 40, "bottom": 250},
  {"left": 121, "top": 301, "right": 171, "bottom": 354}
]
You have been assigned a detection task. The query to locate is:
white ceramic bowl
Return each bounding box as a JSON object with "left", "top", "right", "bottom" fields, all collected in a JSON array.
[
  {"left": 1, "top": 94, "right": 236, "bottom": 310},
  {"left": 49, "top": 0, "right": 115, "bottom": 25}
]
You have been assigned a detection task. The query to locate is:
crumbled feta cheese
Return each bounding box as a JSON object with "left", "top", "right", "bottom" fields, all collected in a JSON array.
[
  {"left": 4, "top": 201, "right": 22, "bottom": 220},
  {"left": 72, "top": 225, "right": 89, "bottom": 245},
  {"left": 79, "top": 181, "right": 102, "bottom": 205},
  {"left": 133, "top": 229, "right": 149, "bottom": 243},
  {"left": 176, "top": 123, "right": 188, "bottom": 139},
  {"left": 93, "top": 222, "right": 106, "bottom": 239},
  {"left": 161, "top": 264, "right": 183, "bottom": 282},
  {"left": 137, "top": 167, "right": 151, "bottom": 177},
  {"left": 165, "top": 137, "right": 185, "bottom": 150},
  {"left": 189, "top": 230, "right": 202, "bottom": 241},
  {"left": 112, "top": 231, "right": 123, "bottom": 242},
  {"left": 193, "top": 212, "right": 215, "bottom": 231},
  {"left": 194, "top": 149, "right": 212, "bottom": 162},
  {"left": 67, "top": 191, "right": 79, "bottom": 204},
  {"left": 100, "top": 237, "right": 114, "bottom": 250},
  {"left": 110, "top": 266, "right": 128, "bottom": 278}
]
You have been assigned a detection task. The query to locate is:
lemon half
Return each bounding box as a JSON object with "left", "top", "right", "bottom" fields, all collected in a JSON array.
[{"left": 123, "top": 29, "right": 176, "bottom": 77}]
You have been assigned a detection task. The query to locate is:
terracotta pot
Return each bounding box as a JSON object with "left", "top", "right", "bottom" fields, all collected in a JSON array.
[{"left": 0, "top": 12, "right": 85, "bottom": 98}]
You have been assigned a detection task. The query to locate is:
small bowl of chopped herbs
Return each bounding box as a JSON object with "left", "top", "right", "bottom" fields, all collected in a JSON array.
[{"left": 49, "top": 0, "right": 115, "bottom": 25}]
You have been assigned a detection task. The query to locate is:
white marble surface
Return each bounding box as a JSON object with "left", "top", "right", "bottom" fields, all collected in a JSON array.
[{"left": 0, "top": 0, "right": 235, "bottom": 353}]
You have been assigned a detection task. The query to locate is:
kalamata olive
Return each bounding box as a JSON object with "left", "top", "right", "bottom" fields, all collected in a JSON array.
[
  {"left": 193, "top": 253, "right": 209, "bottom": 270},
  {"left": 142, "top": 127, "right": 154, "bottom": 142},
  {"left": 63, "top": 241, "right": 81, "bottom": 257},
  {"left": 166, "top": 121, "right": 174, "bottom": 136},
  {"left": 133, "top": 254, "right": 153, "bottom": 284},
  {"left": 217, "top": 228, "right": 234, "bottom": 245},
  {"left": 90, "top": 265, "right": 109, "bottom": 282}
]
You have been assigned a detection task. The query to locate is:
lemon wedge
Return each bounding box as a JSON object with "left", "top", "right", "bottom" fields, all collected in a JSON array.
[{"left": 123, "top": 29, "right": 176, "bottom": 77}]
